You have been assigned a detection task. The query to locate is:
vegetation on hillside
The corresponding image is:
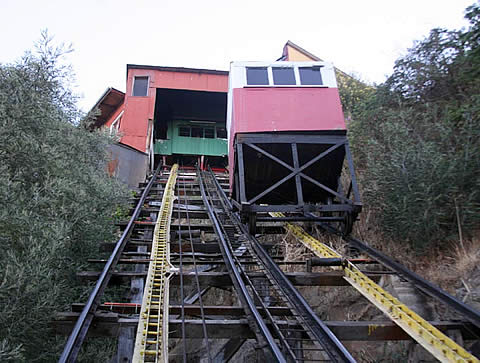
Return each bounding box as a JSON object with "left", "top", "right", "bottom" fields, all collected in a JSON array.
[
  {"left": 337, "top": 71, "right": 374, "bottom": 122},
  {"left": 348, "top": 3, "right": 480, "bottom": 250},
  {"left": 0, "top": 32, "right": 129, "bottom": 361}
]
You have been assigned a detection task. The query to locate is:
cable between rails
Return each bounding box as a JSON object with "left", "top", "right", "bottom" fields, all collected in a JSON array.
[
  {"left": 179, "top": 170, "right": 212, "bottom": 362},
  {"left": 197, "top": 168, "right": 286, "bottom": 363}
]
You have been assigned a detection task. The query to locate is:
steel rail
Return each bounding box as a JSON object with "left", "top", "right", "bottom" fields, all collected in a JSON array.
[
  {"left": 197, "top": 168, "right": 286, "bottom": 363},
  {"left": 208, "top": 166, "right": 233, "bottom": 210},
  {"left": 59, "top": 163, "right": 163, "bottom": 363},
  {"left": 237, "top": 223, "right": 355, "bottom": 362},
  {"left": 207, "top": 168, "right": 355, "bottom": 363},
  {"left": 204, "top": 172, "right": 301, "bottom": 360},
  {"left": 311, "top": 216, "right": 480, "bottom": 330}
]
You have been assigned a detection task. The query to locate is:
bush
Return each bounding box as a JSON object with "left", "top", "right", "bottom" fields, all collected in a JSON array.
[
  {"left": 349, "top": 4, "right": 480, "bottom": 250},
  {"left": 0, "top": 32, "right": 129, "bottom": 361}
]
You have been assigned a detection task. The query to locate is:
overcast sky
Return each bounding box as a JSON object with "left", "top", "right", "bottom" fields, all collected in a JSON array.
[{"left": 0, "top": 0, "right": 475, "bottom": 111}]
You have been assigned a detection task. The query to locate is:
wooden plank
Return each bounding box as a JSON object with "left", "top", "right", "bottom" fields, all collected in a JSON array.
[
  {"left": 72, "top": 304, "right": 293, "bottom": 316},
  {"left": 115, "top": 326, "right": 134, "bottom": 363},
  {"left": 53, "top": 314, "right": 479, "bottom": 341},
  {"left": 91, "top": 259, "right": 306, "bottom": 266},
  {"left": 114, "top": 244, "right": 147, "bottom": 363},
  {"left": 77, "top": 271, "right": 381, "bottom": 286},
  {"left": 169, "top": 305, "right": 292, "bottom": 316}
]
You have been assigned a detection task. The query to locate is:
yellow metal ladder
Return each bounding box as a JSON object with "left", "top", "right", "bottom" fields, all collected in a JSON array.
[
  {"left": 133, "top": 164, "right": 178, "bottom": 363},
  {"left": 270, "top": 212, "right": 479, "bottom": 363}
]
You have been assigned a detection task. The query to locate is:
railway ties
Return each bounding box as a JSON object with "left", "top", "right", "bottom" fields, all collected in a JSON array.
[
  {"left": 56, "top": 164, "right": 402, "bottom": 362},
  {"left": 132, "top": 166, "right": 230, "bottom": 362},
  {"left": 171, "top": 169, "right": 214, "bottom": 363},
  {"left": 56, "top": 163, "right": 479, "bottom": 362}
]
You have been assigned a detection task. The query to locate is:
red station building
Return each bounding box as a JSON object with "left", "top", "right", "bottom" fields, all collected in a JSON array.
[{"left": 92, "top": 41, "right": 345, "bottom": 188}]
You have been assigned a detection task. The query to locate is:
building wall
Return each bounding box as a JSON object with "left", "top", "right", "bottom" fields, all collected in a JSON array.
[
  {"left": 285, "top": 45, "right": 316, "bottom": 61},
  {"left": 119, "top": 68, "right": 228, "bottom": 153},
  {"left": 120, "top": 95, "right": 153, "bottom": 152},
  {"left": 108, "top": 143, "right": 149, "bottom": 189},
  {"left": 102, "top": 105, "right": 125, "bottom": 131}
]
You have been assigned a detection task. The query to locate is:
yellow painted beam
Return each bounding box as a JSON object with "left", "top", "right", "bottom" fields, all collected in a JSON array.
[
  {"left": 270, "top": 212, "right": 479, "bottom": 363},
  {"left": 133, "top": 165, "right": 178, "bottom": 363}
]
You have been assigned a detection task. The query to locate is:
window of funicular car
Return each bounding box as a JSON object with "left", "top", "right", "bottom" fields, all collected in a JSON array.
[
  {"left": 246, "top": 67, "right": 269, "bottom": 85},
  {"left": 272, "top": 67, "right": 296, "bottom": 85},
  {"left": 299, "top": 67, "right": 323, "bottom": 85},
  {"left": 245, "top": 65, "right": 325, "bottom": 86}
]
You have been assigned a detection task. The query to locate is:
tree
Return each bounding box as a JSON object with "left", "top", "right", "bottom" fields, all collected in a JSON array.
[
  {"left": 0, "top": 32, "right": 128, "bottom": 361},
  {"left": 349, "top": 3, "right": 480, "bottom": 250},
  {"left": 336, "top": 71, "right": 374, "bottom": 123}
]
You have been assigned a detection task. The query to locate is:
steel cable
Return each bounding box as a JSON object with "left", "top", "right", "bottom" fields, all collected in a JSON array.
[{"left": 181, "top": 170, "right": 212, "bottom": 362}]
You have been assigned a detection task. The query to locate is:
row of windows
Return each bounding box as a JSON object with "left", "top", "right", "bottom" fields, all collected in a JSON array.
[
  {"left": 178, "top": 126, "right": 227, "bottom": 139},
  {"left": 246, "top": 66, "right": 323, "bottom": 86},
  {"left": 133, "top": 66, "right": 323, "bottom": 97}
]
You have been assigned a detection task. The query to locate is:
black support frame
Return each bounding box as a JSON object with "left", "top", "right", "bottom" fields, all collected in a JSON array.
[{"left": 232, "top": 133, "right": 362, "bottom": 233}]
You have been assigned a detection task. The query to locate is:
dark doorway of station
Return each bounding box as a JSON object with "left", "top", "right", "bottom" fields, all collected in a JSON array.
[{"left": 152, "top": 88, "right": 228, "bottom": 171}]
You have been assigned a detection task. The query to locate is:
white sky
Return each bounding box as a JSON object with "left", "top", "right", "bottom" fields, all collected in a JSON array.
[{"left": 0, "top": 0, "right": 474, "bottom": 112}]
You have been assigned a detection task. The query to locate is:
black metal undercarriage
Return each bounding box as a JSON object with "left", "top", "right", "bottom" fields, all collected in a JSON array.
[{"left": 231, "top": 131, "right": 362, "bottom": 234}]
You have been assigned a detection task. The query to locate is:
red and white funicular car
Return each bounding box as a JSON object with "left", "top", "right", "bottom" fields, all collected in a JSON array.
[{"left": 227, "top": 61, "right": 361, "bottom": 233}]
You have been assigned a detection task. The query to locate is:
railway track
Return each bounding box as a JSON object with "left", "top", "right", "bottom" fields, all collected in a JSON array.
[
  {"left": 59, "top": 163, "right": 165, "bottom": 363},
  {"left": 199, "top": 168, "right": 355, "bottom": 362},
  {"left": 56, "top": 164, "right": 480, "bottom": 362}
]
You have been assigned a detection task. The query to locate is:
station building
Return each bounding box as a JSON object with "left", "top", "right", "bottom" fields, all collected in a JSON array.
[{"left": 91, "top": 41, "right": 328, "bottom": 187}]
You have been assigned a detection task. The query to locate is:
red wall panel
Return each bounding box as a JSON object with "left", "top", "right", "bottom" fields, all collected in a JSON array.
[
  {"left": 232, "top": 87, "right": 345, "bottom": 134},
  {"left": 120, "top": 97, "right": 151, "bottom": 152},
  {"left": 228, "top": 87, "right": 346, "bottom": 185},
  {"left": 120, "top": 68, "right": 228, "bottom": 153}
]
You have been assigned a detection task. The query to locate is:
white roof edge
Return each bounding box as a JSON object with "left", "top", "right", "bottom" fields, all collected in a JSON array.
[{"left": 230, "top": 60, "right": 333, "bottom": 68}]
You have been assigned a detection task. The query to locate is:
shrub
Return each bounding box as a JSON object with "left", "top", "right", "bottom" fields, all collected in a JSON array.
[
  {"left": 349, "top": 4, "right": 480, "bottom": 250},
  {"left": 0, "top": 32, "right": 129, "bottom": 361}
]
